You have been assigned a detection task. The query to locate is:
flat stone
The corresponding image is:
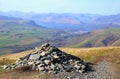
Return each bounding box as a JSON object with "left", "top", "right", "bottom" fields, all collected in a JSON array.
[
  {"left": 40, "top": 51, "right": 46, "bottom": 56},
  {"left": 53, "top": 55, "right": 59, "bottom": 59},
  {"left": 81, "top": 65, "right": 85, "bottom": 69},
  {"left": 48, "top": 47, "right": 54, "bottom": 52},
  {"left": 29, "top": 54, "right": 41, "bottom": 60},
  {"left": 44, "top": 60, "right": 51, "bottom": 65},
  {"left": 42, "top": 43, "right": 50, "bottom": 47},
  {"left": 28, "top": 61, "right": 34, "bottom": 65},
  {"left": 50, "top": 64, "right": 56, "bottom": 70},
  {"left": 38, "top": 67, "right": 45, "bottom": 71},
  {"left": 63, "top": 65, "right": 73, "bottom": 72},
  {"left": 78, "top": 70, "right": 84, "bottom": 73},
  {"left": 74, "top": 64, "right": 81, "bottom": 69},
  {"left": 20, "top": 54, "right": 31, "bottom": 60},
  {"left": 32, "top": 64, "right": 37, "bottom": 70},
  {"left": 38, "top": 63, "right": 44, "bottom": 67},
  {"left": 3, "top": 65, "right": 11, "bottom": 70},
  {"left": 3, "top": 65, "right": 8, "bottom": 69},
  {"left": 66, "top": 77, "right": 72, "bottom": 79}
]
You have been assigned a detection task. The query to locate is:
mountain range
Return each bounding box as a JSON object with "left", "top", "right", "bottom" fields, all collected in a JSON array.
[
  {"left": 0, "top": 11, "right": 120, "bottom": 31},
  {"left": 0, "top": 12, "right": 120, "bottom": 54},
  {"left": 0, "top": 15, "right": 87, "bottom": 54}
]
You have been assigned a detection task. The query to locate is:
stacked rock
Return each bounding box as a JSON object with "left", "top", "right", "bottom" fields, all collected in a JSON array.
[{"left": 4, "top": 43, "right": 87, "bottom": 74}]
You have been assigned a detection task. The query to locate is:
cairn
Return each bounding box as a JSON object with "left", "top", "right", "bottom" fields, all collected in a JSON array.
[{"left": 4, "top": 43, "right": 87, "bottom": 74}]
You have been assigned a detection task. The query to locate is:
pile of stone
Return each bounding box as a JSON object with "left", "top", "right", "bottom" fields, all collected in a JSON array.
[{"left": 4, "top": 43, "right": 88, "bottom": 74}]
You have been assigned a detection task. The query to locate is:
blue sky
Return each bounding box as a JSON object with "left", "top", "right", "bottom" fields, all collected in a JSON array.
[{"left": 0, "top": 0, "right": 120, "bottom": 15}]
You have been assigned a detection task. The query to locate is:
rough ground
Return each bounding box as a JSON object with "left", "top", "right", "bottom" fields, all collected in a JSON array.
[
  {"left": 0, "top": 61, "right": 114, "bottom": 79},
  {"left": 1, "top": 47, "right": 119, "bottom": 79}
]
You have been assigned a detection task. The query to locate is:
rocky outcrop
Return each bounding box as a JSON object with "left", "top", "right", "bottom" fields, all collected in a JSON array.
[{"left": 4, "top": 43, "right": 88, "bottom": 74}]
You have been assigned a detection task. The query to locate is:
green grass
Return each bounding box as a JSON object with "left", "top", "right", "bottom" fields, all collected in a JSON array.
[
  {"left": 71, "top": 27, "right": 120, "bottom": 47},
  {"left": 0, "top": 25, "right": 56, "bottom": 54},
  {"left": 0, "top": 36, "right": 18, "bottom": 47}
]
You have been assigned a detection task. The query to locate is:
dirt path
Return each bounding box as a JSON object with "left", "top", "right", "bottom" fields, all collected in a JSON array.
[{"left": 78, "top": 61, "right": 114, "bottom": 79}]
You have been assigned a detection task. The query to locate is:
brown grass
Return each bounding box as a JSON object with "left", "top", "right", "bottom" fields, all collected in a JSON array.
[
  {"left": 0, "top": 47, "right": 120, "bottom": 79},
  {"left": 60, "top": 47, "right": 120, "bottom": 62},
  {"left": 0, "top": 50, "right": 33, "bottom": 60}
]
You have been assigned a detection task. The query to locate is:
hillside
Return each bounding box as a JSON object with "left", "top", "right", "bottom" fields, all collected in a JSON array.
[
  {"left": 0, "top": 15, "right": 56, "bottom": 54},
  {"left": 69, "top": 28, "right": 120, "bottom": 47},
  {"left": 0, "top": 16, "right": 120, "bottom": 54},
  {"left": 0, "top": 15, "right": 87, "bottom": 54}
]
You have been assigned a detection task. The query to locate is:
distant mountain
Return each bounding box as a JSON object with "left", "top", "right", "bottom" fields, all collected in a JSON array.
[
  {"left": 0, "top": 15, "right": 42, "bottom": 27},
  {"left": 1, "top": 12, "right": 120, "bottom": 31},
  {"left": 1, "top": 12, "right": 120, "bottom": 54},
  {"left": 69, "top": 28, "right": 120, "bottom": 47},
  {"left": 0, "top": 15, "right": 55, "bottom": 54},
  {"left": 0, "top": 15, "right": 87, "bottom": 54}
]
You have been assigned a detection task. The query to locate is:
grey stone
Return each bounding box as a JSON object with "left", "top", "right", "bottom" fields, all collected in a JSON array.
[
  {"left": 48, "top": 47, "right": 54, "bottom": 52},
  {"left": 35, "top": 61, "right": 42, "bottom": 65},
  {"left": 28, "top": 61, "right": 34, "bottom": 65},
  {"left": 4, "top": 43, "right": 88, "bottom": 74},
  {"left": 53, "top": 55, "right": 59, "bottom": 59},
  {"left": 38, "top": 63, "right": 44, "bottom": 67},
  {"left": 66, "top": 76, "right": 72, "bottom": 79},
  {"left": 74, "top": 64, "right": 81, "bottom": 69},
  {"left": 42, "top": 43, "right": 50, "bottom": 47},
  {"left": 64, "top": 65, "right": 73, "bottom": 72},
  {"left": 53, "top": 71, "right": 58, "bottom": 74},
  {"left": 3, "top": 65, "right": 8, "bottom": 69},
  {"left": 40, "top": 51, "right": 46, "bottom": 56},
  {"left": 3, "top": 65, "right": 11, "bottom": 70},
  {"left": 74, "top": 61, "right": 80, "bottom": 64},
  {"left": 50, "top": 64, "right": 56, "bottom": 70},
  {"left": 44, "top": 60, "right": 51, "bottom": 65},
  {"left": 32, "top": 64, "right": 37, "bottom": 70},
  {"left": 81, "top": 65, "right": 85, "bottom": 69},
  {"left": 29, "top": 54, "right": 41, "bottom": 60},
  {"left": 38, "top": 67, "right": 45, "bottom": 71},
  {"left": 78, "top": 70, "right": 84, "bottom": 73},
  {"left": 20, "top": 54, "right": 31, "bottom": 60}
]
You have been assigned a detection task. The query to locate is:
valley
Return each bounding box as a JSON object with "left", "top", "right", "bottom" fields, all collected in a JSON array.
[{"left": 0, "top": 14, "right": 120, "bottom": 54}]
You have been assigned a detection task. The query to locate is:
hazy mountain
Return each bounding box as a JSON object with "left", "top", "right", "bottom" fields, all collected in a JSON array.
[
  {"left": 1, "top": 11, "right": 120, "bottom": 31},
  {"left": 0, "top": 15, "right": 58, "bottom": 54},
  {"left": 0, "top": 15, "right": 87, "bottom": 54},
  {"left": 0, "top": 12, "right": 120, "bottom": 54},
  {"left": 69, "top": 28, "right": 120, "bottom": 47}
]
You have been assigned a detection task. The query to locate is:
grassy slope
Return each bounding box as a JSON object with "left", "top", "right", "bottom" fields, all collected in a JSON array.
[
  {"left": 0, "top": 25, "right": 53, "bottom": 46},
  {"left": 0, "top": 24, "right": 55, "bottom": 54},
  {"left": 0, "top": 16, "right": 57, "bottom": 54},
  {"left": 0, "top": 47, "right": 120, "bottom": 78},
  {"left": 71, "top": 28, "right": 120, "bottom": 47}
]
